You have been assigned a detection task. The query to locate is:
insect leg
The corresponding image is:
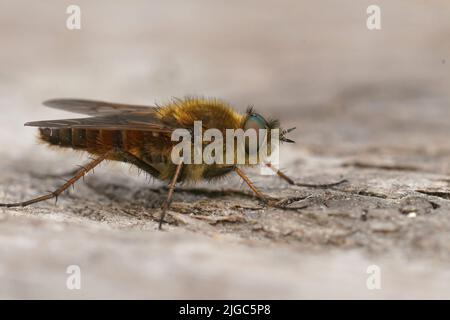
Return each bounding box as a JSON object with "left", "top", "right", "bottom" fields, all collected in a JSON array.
[
  {"left": 234, "top": 167, "right": 273, "bottom": 202},
  {"left": 264, "top": 163, "right": 347, "bottom": 188},
  {"left": 118, "top": 151, "right": 160, "bottom": 177},
  {"left": 236, "top": 167, "right": 316, "bottom": 210},
  {"left": 0, "top": 152, "right": 111, "bottom": 208},
  {"left": 158, "top": 162, "right": 183, "bottom": 230}
]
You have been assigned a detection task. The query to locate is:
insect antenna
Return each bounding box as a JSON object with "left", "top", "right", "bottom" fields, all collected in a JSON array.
[{"left": 280, "top": 127, "right": 296, "bottom": 143}]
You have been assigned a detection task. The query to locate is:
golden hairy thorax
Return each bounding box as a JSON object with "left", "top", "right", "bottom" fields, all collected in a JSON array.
[
  {"left": 157, "top": 97, "right": 245, "bottom": 130},
  {"left": 39, "top": 97, "right": 248, "bottom": 183}
]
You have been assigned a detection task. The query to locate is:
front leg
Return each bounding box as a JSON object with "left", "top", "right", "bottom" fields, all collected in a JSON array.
[
  {"left": 234, "top": 167, "right": 272, "bottom": 202},
  {"left": 234, "top": 167, "right": 304, "bottom": 208},
  {"left": 264, "top": 163, "right": 347, "bottom": 188}
]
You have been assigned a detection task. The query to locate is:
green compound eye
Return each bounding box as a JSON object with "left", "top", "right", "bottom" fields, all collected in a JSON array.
[
  {"left": 244, "top": 114, "right": 267, "bottom": 131},
  {"left": 243, "top": 114, "right": 268, "bottom": 155}
]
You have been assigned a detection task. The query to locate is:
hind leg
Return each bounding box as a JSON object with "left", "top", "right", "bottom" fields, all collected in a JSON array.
[{"left": 0, "top": 151, "right": 111, "bottom": 208}]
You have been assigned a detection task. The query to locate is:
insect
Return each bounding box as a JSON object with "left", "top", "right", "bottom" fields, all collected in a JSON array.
[{"left": 0, "top": 97, "right": 346, "bottom": 229}]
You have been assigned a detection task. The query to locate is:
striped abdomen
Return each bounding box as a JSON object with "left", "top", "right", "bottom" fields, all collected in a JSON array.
[
  {"left": 38, "top": 127, "right": 158, "bottom": 157},
  {"left": 39, "top": 128, "right": 88, "bottom": 149}
]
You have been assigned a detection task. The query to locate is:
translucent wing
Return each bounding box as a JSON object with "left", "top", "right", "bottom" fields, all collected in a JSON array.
[
  {"left": 25, "top": 112, "right": 173, "bottom": 132},
  {"left": 43, "top": 99, "right": 155, "bottom": 116},
  {"left": 29, "top": 99, "right": 173, "bottom": 132}
]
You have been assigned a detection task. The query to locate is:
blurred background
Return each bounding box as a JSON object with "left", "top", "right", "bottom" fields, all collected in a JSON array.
[{"left": 0, "top": 0, "right": 449, "bottom": 299}]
